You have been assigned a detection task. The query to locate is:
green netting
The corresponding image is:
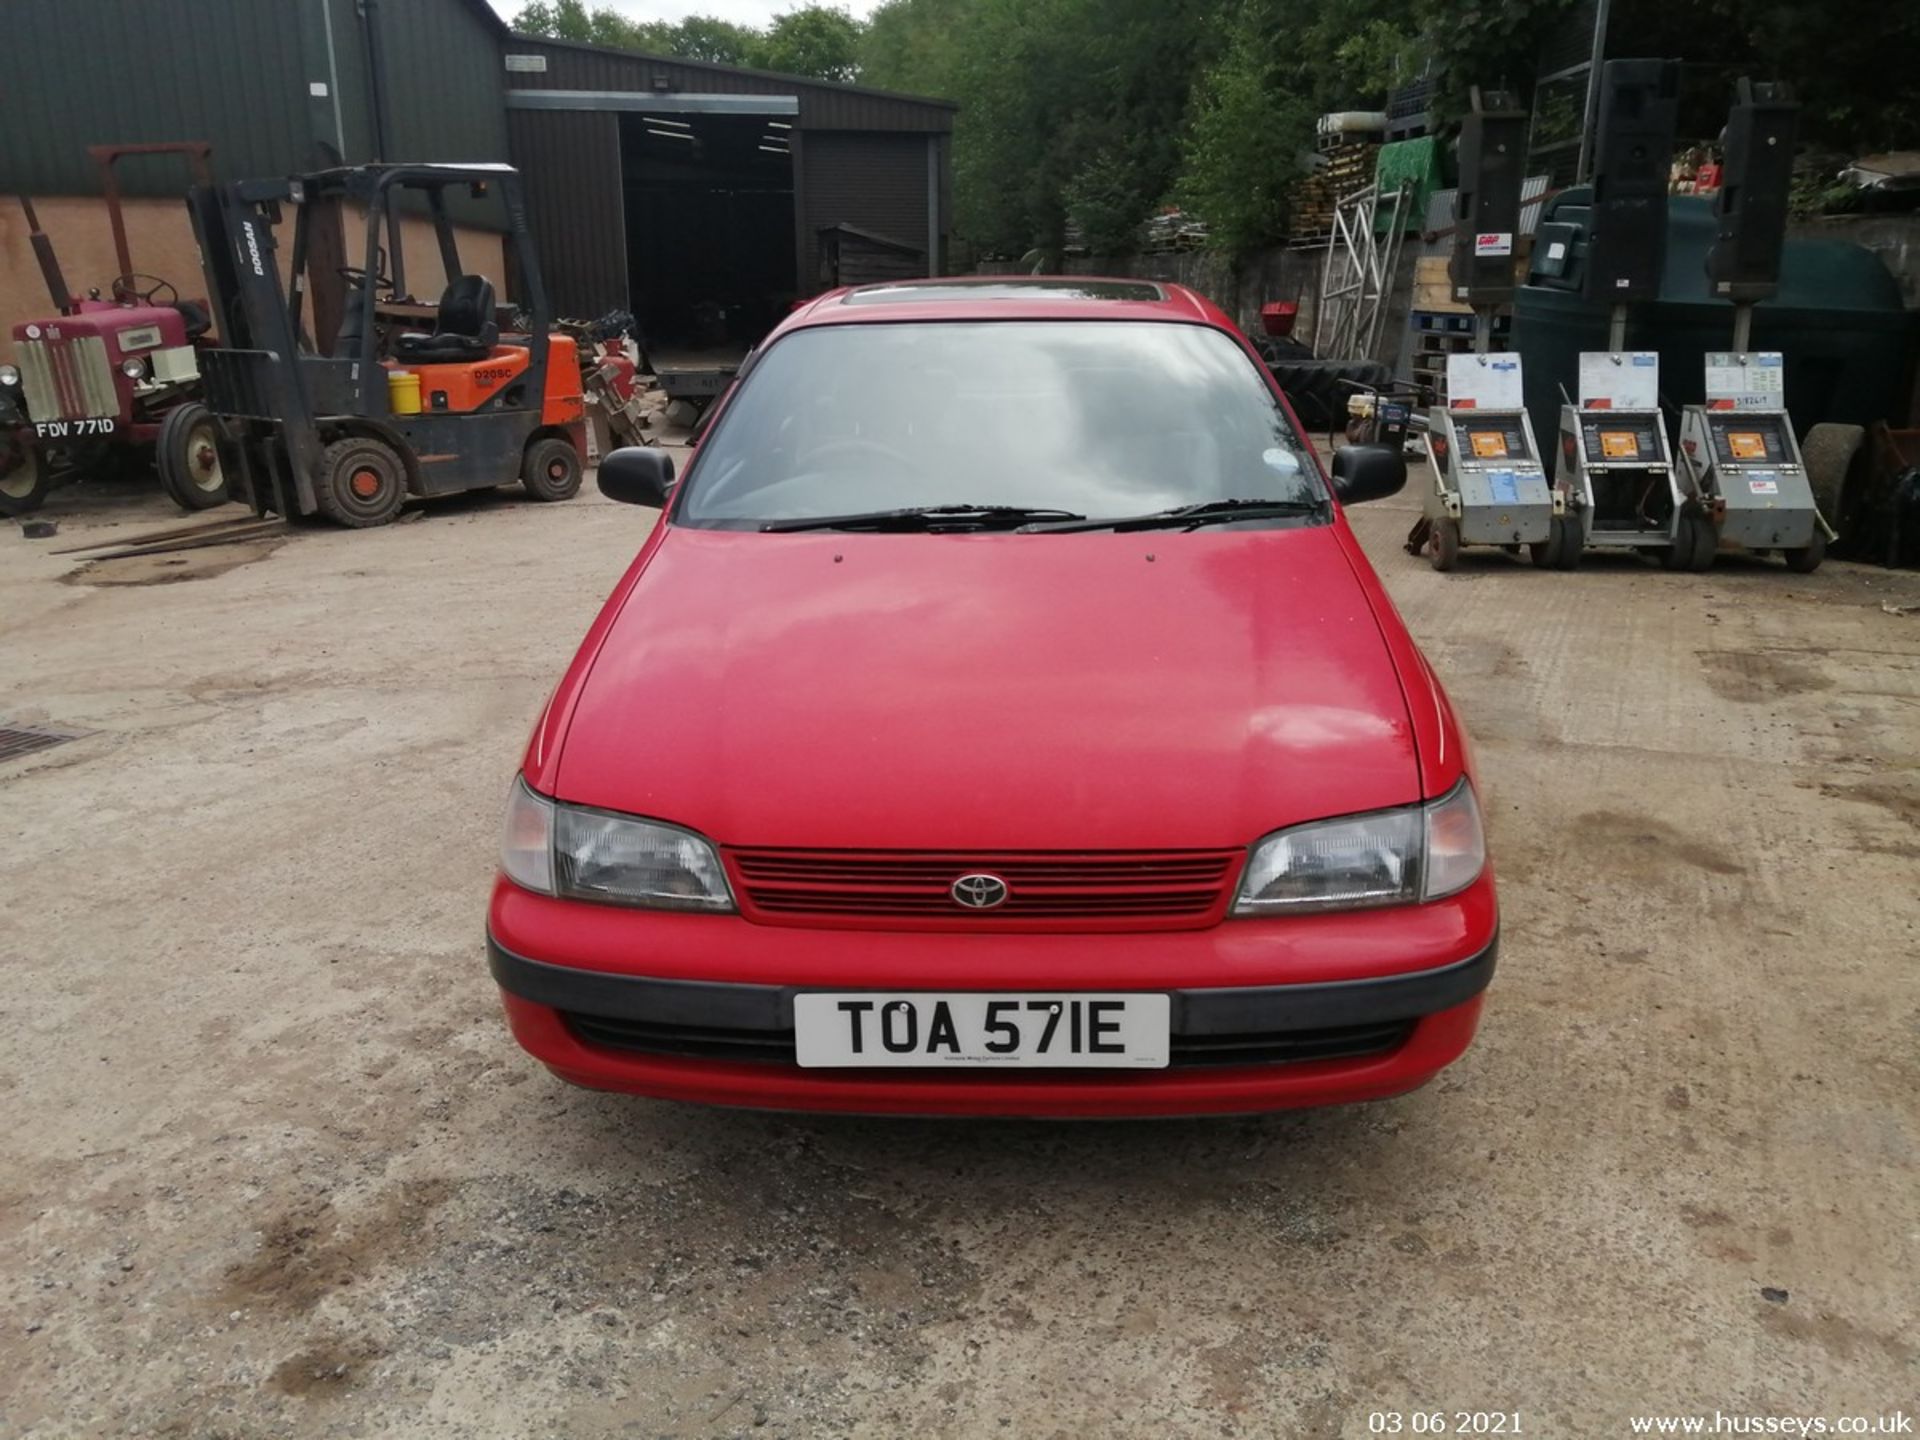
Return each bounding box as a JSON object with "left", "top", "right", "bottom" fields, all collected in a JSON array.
[{"left": 1375, "top": 136, "right": 1442, "bottom": 234}]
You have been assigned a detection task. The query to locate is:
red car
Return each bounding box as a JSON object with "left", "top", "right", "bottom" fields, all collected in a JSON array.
[{"left": 489, "top": 278, "right": 1497, "bottom": 1118}]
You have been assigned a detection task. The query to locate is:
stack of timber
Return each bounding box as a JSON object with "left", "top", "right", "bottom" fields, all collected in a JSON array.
[{"left": 1288, "top": 141, "right": 1381, "bottom": 244}]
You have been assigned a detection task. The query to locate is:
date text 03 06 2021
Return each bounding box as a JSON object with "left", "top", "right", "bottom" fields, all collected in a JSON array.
[{"left": 1369, "top": 1414, "right": 1524, "bottom": 1435}]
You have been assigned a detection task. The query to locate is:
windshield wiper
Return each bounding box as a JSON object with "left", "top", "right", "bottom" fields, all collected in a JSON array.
[
  {"left": 760, "top": 504, "right": 1086, "bottom": 533},
  {"left": 1016, "top": 497, "right": 1328, "bottom": 533}
]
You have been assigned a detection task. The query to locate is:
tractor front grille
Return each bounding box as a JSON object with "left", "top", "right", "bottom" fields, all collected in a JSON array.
[{"left": 16, "top": 336, "right": 116, "bottom": 423}]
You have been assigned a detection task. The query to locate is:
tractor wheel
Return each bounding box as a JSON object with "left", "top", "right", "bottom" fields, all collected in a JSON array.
[
  {"left": 1782, "top": 526, "right": 1826, "bottom": 574},
  {"left": 1429, "top": 515, "right": 1461, "bottom": 572},
  {"left": 0, "top": 432, "right": 51, "bottom": 517},
  {"left": 156, "top": 403, "right": 231, "bottom": 511},
  {"left": 521, "top": 436, "right": 583, "bottom": 502},
  {"left": 314, "top": 435, "right": 408, "bottom": 528}
]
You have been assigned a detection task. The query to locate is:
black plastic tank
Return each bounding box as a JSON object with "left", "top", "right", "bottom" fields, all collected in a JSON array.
[{"left": 1516, "top": 189, "right": 1915, "bottom": 449}]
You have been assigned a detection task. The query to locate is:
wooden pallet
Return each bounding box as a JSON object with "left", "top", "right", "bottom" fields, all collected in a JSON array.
[{"left": 1406, "top": 308, "right": 1514, "bottom": 405}]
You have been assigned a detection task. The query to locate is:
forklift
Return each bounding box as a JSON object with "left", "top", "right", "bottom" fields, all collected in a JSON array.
[
  {"left": 1414, "top": 90, "right": 1574, "bottom": 571},
  {"left": 1673, "top": 81, "right": 1829, "bottom": 572},
  {"left": 184, "top": 163, "right": 585, "bottom": 527}
]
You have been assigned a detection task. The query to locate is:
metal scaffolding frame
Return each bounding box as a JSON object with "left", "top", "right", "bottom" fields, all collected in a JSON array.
[{"left": 1312, "top": 181, "right": 1413, "bottom": 360}]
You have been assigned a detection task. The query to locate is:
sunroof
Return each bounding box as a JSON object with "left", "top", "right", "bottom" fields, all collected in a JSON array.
[{"left": 842, "top": 280, "right": 1166, "bottom": 305}]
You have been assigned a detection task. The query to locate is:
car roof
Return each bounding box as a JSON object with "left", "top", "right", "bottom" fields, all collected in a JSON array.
[{"left": 776, "top": 275, "right": 1229, "bottom": 333}]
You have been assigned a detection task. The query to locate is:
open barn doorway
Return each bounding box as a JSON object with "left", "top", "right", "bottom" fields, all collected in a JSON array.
[{"left": 619, "top": 110, "right": 797, "bottom": 360}]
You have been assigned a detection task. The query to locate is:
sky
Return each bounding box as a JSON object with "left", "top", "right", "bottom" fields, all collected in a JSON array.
[{"left": 486, "top": 0, "right": 881, "bottom": 29}]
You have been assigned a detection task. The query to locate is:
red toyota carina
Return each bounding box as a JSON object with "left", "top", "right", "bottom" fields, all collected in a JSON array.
[{"left": 488, "top": 278, "right": 1497, "bottom": 1118}]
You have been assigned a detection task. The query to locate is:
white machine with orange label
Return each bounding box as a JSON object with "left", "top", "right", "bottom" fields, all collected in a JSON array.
[
  {"left": 1553, "top": 350, "right": 1684, "bottom": 568},
  {"left": 1420, "top": 351, "right": 1571, "bottom": 571},
  {"left": 1675, "top": 351, "right": 1824, "bottom": 571}
]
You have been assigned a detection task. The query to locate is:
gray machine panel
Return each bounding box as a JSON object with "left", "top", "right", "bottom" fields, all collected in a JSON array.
[
  {"left": 1678, "top": 407, "right": 1817, "bottom": 549},
  {"left": 1555, "top": 404, "right": 1680, "bottom": 548},
  {"left": 1428, "top": 408, "right": 1552, "bottom": 545},
  {"left": 1577, "top": 412, "right": 1666, "bottom": 466}
]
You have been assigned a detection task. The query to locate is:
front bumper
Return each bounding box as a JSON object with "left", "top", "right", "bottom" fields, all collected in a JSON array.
[{"left": 486, "top": 877, "right": 1498, "bottom": 1117}]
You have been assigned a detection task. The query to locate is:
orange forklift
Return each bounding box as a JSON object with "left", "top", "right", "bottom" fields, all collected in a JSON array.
[{"left": 184, "top": 162, "right": 585, "bottom": 526}]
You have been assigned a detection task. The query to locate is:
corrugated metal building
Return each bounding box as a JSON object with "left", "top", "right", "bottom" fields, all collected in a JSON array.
[
  {"left": 0, "top": 0, "right": 954, "bottom": 343},
  {"left": 0, "top": 0, "right": 512, "bottom": 196},
  {"left": 500, "top": 36, "right": 954, "bottom": 340}
]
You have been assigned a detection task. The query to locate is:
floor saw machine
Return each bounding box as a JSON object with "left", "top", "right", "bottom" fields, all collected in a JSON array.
[
  {"left": 1411, "top": 89, "right": 1575, "bottom": 571},
  {"left": 1672, "top": 79, "right": 1831, "bottom": 572},
  {"left": 1551, "top": 60, "right": 1686, "bottom": 569}
]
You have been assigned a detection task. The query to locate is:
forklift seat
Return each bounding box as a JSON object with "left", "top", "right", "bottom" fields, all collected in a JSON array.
[{"left": 395, "top": 275, "right": 499, "bottom": 363}]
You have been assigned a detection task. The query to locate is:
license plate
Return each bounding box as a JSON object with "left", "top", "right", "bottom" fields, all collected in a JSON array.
[
  {"left": 34, "top": 418, "right": 117, "bottom": 439},
  {"left": 793, "top": 992, "right": 1170, "bottom": 1069}
]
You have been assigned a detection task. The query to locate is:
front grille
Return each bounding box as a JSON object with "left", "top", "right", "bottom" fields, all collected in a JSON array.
[
  {"left": 17, "top": 336, "right": 116, "bottom": 422},
  {"left": 562, "top": 1012, "right": 1410, "bottom": 1070},
  {"left": 727, "top": 848, "right": 1243, "bottom": 924}
]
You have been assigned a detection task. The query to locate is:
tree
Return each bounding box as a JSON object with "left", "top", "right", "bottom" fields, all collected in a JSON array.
[
  {"left": 513, "top": 2, "right": 768, "bottom": 66},
  {"left": 861, "top": 0, "right": 969, "bottom": 95},
  {"left": 864, "top": 0, "right": 1217, "bottom": 260},
  {"left": 670, "top": 15, "right": 762, "bottom": 67},
  {"left": 511, "top": 0, "right": 646, "bottom": 47},
  {"left": 756, "top": 6, "right": 866, "bottom": 82},
  {"left": 1177, "top": 11, "right": 1304, "bottom": 254}
]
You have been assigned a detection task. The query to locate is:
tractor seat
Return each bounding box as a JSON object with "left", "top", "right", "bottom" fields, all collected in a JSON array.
[{"left": 395, "top": 275, "right": 498, "bottom": 363}]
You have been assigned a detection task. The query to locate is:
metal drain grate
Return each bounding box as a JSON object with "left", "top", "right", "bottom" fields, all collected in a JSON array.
[{"left": 0, "top": 724, "right": 90, "bottom": 763}]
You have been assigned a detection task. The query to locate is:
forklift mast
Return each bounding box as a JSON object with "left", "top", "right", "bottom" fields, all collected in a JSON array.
[{"left": 185, "top": 177, "right": 329, "bottom": 515}]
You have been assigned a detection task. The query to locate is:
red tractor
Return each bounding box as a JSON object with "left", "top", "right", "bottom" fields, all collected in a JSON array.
[{"left": 0, "top": 143, "right": 228, "bottom": 518}]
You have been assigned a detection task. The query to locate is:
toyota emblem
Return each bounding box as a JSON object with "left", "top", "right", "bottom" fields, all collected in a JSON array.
[{"left": 950, "top": 873, "right": 1010, "bottom": 909}]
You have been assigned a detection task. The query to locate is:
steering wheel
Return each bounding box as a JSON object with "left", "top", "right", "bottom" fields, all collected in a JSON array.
[
  {"left": 111, "top": 273, "right": 178, "bottom": 307},
  {"left": 799, "top": 437, "right": 919, "bottom": 472},
  {"left": 337, "top": 266, "right": 396, "bottom": 296}
]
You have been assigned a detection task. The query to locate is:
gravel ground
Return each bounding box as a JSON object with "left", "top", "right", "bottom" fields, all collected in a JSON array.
[{"left": 2, "top": 460, "right": 1916, "bottom": 1439}]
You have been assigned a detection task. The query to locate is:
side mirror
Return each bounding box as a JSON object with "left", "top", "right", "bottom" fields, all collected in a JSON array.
[
  {"left": 598, "top": 446, "right": 676, "bottom": 508},
  {"left": 1330, "top": 443, "right": 1407, "bottom": 505}
]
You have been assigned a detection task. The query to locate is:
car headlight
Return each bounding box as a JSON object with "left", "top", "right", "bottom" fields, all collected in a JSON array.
[
  {"left": 499, "top": 777, "right": 734, "bottom": 912},
  {"left": 1233, "top": 780, "right": 1486, "bottom": 915},
  {"left": 121, "top": 357, "right": 147, "bottom": 379},
  {"left": 0, "top": 364, "right": 19, "bottom": 387}
]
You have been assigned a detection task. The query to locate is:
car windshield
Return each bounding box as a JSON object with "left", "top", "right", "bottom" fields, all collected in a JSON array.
[{"left": 675, "top": 320, "right": 1323, "bottom": 528}]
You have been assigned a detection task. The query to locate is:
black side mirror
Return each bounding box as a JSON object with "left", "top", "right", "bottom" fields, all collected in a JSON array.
[
  {"left": 1330, "top": 443, "right": 1407, "bottom": 505},
  {"left": 598, "top": 446, "right": 676, "bottom": 508}
]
